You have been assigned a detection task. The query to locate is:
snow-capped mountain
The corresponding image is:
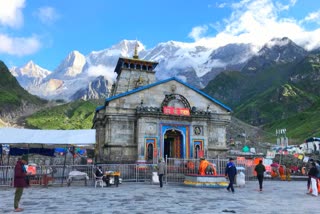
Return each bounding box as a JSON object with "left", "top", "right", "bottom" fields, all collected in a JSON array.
[
  {"left": 47, "top": 50, "right": 86, "bottom": 80},
  {"left": 141, "top": 41, "right": 213, "bottom": 87},
  {"left": 17, "top": 50, "right": 89, "bottom": 100},
  {"left": 10, "top": 61, "right": 51, "bottom": 89},
  {"left": 70, "top": 75, "right": 112, "bottom": 100},
  {"left": 9, "top": 37, "right": 315, "bottom": 102},
  {"left": 242, "top": 37, "right": 308, "bottom": 74},
  {"left": 199, "top": 43, "right": 255, "bottom": 86}
]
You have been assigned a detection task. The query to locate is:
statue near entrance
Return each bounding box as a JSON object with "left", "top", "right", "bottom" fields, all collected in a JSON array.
[{"left": 198, "top": 158, "right": 217, "bottom": 176}]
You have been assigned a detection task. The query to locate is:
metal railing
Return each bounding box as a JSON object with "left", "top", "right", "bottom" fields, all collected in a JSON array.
[
  {"left": 165, "top": 158, "right": 256, "bottom": 183},
  {"left": 0, "top": 166, "right": 14, "bottom": 186},
  {"left": 0, "top": 158, "right": 256, "bottom": 187}
]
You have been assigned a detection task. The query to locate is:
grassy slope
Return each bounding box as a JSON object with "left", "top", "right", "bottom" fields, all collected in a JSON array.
[
  {"left": 263, "top": 100, "right": 320, "bottom": 144},
  {"left": 25, "top": 100, "right": 100, "bottom": 129},
  {"left": 0, "top": 60, "right": 45, "bottom": 109},
  {"left": 234, "top": 84, "right": 318, "bottom": 125}
]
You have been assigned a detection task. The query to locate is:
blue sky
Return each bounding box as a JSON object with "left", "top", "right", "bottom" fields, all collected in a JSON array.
[{"left": 0, "top": 0, "right": 319, "bottom": 71}]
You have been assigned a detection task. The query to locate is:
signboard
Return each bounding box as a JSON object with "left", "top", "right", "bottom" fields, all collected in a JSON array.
[
  {"left": 198, "top": 150, "right": 204, "bottom": 158},
  {"left": 163, "top": 106, "right": 190, "bottom": 116},
  {"left": 266, "top": 150, "right": 276, "bottom": 159}
]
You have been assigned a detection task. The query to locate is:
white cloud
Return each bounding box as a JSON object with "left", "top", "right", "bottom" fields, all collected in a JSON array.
[
  {"left": 0, "top": 0, "right": 25, "bottom": 28},
  {"left": 188, "top": 25, "right": 208, "bottom": 41},
  {"left": 216, "top": 3, "right": 227, "bottom": 8},
  {"left": 275, "top": 0, "right": 297, "bottom": 11},
  {"left": 303, "top": 10, "right": 320, "bottom": 24},
  {"left": 87, "top": 65, "right": 117, "bottom": 82},
  {"left": 0, "top": 0, "right": 44, "bottom": 56},
  {"left": 34, "top": 6, "right": 60, "bottom": 25},
  {"left": 190, "top": 0, "right": 320, "bottom": 51},
  {"left": 0, "top": 34, "right": 41, "bottom": 56}
]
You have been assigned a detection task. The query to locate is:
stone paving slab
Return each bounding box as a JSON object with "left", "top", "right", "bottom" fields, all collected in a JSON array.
[{"left": 1, "top": 181, "right": 320, "bottom": 214}]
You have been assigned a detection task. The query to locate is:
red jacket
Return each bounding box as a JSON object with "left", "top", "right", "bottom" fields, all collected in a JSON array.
[{"left": 14, "top": 160, "right": 28, "bottom": 188}]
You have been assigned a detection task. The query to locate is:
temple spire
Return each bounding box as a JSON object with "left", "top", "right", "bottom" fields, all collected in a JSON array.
[{"left": 133, "top": 41, "right": 139, "bottom": 59}]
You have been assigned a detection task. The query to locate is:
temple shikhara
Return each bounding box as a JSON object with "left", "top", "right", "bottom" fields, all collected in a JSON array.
[{"left": 93, "top": 44, "right": 232, "bottom": 163}]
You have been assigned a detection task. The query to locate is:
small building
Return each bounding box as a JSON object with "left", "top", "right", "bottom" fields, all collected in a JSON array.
[{"left": 93, "top": 45, "right": 232, "bottom": 163}]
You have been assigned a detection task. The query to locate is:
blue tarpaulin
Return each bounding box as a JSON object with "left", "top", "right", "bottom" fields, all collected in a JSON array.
[{"left": 9, "top": 147, "right": 55, "bottom": 156}]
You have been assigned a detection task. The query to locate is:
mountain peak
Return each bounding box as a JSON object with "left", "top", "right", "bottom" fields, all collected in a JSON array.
[
  {"left": 266, "top": 37, "right": 292, "bottom": 48},
  {"left": 52, "top": 50, "right": 86, "bottom": 78},
  {"left": 242, "top": 37, "right": 308, "bottom": 73},
  {"left": 12, "top": 61, "right": 50, "bottom": 79},
  {"left": 259, "top": 37, "right": 307, "bottom": 59},
  {"left": 25, "top": 60, "right": 36, "bottom": 67}
]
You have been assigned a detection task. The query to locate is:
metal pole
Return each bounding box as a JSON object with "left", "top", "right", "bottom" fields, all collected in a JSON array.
[
  {"left": 72, "top": 146, "right": 75, "bottom": 165},
  {"left": 0, "top": 144, "right": 3, "bottom": 165},
  {"left": 61, "top": 146, "right": 67, "bottom": 187},
  {"left": 165, "top": 155, "right": 167, "bottom": 184}
]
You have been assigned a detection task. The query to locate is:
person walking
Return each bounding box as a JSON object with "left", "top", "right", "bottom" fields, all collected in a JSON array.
[
  {"left": 254, "top": 160, "right": 266, "bottom": 191},
  {"left": 308, "top": 162, "right": 319, "bottom": 196},
  {"left": 13, "top": 155, "right": 29, "bottom": 212},
  {"left": 225, "top": 158, "right": 237, "bottom": 193},
  {"left": 157, "top": 158, "right": 165, "bottom": 188}
]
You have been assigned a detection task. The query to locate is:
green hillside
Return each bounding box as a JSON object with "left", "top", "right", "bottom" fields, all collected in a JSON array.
[
  {"left": 0, "top": 60, "right": 46, "bottom": 110},
  {"left": 263, "top": 100, "right": 320, "bottom": 144},
  {"left": 202, "top": 52, "right": 320, "bottom": 143},
  {"left": 202, "top": 71, "right": 247, "bottom": 108},
  {"left": 234, "top": 84, "right": 318, "bottom": 125},
  {"left": 25, "top": 100, "right": 99, "bottom": 129},
  {"left": 289, "top": 54, "right": 320, "bottom": 96}
]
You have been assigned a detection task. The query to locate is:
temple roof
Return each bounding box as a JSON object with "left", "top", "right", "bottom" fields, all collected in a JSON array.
[{"left": 96, "top": 77, "right": 232, "bottom": 112}]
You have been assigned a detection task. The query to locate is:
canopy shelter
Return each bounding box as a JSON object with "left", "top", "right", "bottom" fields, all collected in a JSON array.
[
  {"left": 306, "top": 137, "right": 320, "bottom": 143},
  {"left": 0, "top": 127, "right": 96, "bottom": 186},
  {"left": 0, "top": 127, "right": 95, "bottom": 146}
]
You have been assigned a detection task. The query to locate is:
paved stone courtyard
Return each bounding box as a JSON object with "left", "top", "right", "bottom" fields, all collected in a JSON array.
[{"left": 1, "top": 180, "right": 320, "bottom": 213}]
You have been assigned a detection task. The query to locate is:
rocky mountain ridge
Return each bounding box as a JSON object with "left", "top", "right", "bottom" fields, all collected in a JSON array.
[
  {"left": 11, "top": 37, "right": 318, "bottom": 101},
  {"left": 9, "top": 38, "right": 309, "bottom": 102}
]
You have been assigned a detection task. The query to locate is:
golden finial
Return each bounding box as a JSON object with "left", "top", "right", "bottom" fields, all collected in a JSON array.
[{"left": 133, "top": 41, "right": 139, "bottom": 59}]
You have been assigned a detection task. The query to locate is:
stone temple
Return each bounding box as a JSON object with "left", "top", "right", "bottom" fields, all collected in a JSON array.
[{"left": 92, "top": 45, "right": 231, "bottom": 163}]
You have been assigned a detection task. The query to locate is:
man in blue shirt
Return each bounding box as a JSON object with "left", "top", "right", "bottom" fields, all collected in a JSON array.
[{"left": 225, "top": 158, "right": 237, "bottom": 193}]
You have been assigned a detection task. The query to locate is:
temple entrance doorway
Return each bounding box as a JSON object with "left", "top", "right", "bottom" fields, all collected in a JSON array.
[
  {"left": 195, "top": 144, "right": 200, "bottom": 159},
  {"left": 147, "top": 143, "right": 153, "bottom": 161},
  {"left": 163, "top": 129, "right": 183, "bottom": 159}
]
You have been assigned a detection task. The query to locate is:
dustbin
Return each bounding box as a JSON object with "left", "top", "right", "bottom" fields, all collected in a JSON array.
[
  {"left": 152, "top": 172, "right": 159, "bottom": 184},
  {"left": 236, "top": 171, "right": 246, "bottom": 187},
  {"left": 236, "top": 166, "right": 246, "bottom": 187}
]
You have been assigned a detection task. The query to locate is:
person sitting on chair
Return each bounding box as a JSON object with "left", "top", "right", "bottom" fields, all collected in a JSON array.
[{"left": 95, "top": 166, "right": 103, "bottom": 178}]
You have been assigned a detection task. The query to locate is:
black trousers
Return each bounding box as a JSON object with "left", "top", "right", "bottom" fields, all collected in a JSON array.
[
  {"left": 159, "top": 174, "right": 164, "bottom": 187},
  {"left": 227, "top": 175, "right": 235, "bottom": 192},
  {"left": 114, "top": 175, "right": 119, "bottom": 187},
  {"left": 257, "top": 175, "right": 264, "bottom": 190}
]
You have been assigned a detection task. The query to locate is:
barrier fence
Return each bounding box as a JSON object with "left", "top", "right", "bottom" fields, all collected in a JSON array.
[{"left": 0, "top": 158, "right": 257, "bottom": 187}]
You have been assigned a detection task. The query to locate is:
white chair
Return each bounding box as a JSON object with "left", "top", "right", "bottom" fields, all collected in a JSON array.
[{"left": 93, "top": 174, "right": 104, "bottom": 188}]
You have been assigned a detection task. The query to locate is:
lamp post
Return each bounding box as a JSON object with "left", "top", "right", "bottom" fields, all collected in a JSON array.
[{"left": 276, "top": 128, "right": 287, "bottom": 147}]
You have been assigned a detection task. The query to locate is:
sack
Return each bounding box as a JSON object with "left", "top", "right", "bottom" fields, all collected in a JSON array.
[{"left": 311, "top": 178, "right": 318, "bottom": 196}]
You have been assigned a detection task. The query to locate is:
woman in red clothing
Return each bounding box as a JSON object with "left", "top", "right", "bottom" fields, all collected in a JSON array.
[{"left": 13, "top": 155, "right": 29, "bottom": 212}]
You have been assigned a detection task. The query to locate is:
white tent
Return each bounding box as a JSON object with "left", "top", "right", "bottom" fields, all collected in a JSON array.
[{"left": 0, "top": 127, "right": 95, "bottom": 146}]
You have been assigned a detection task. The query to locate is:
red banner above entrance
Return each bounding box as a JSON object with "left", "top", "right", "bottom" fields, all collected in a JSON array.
[{"left": 163, "top": 106, "right": 190, "bottom": 116}]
